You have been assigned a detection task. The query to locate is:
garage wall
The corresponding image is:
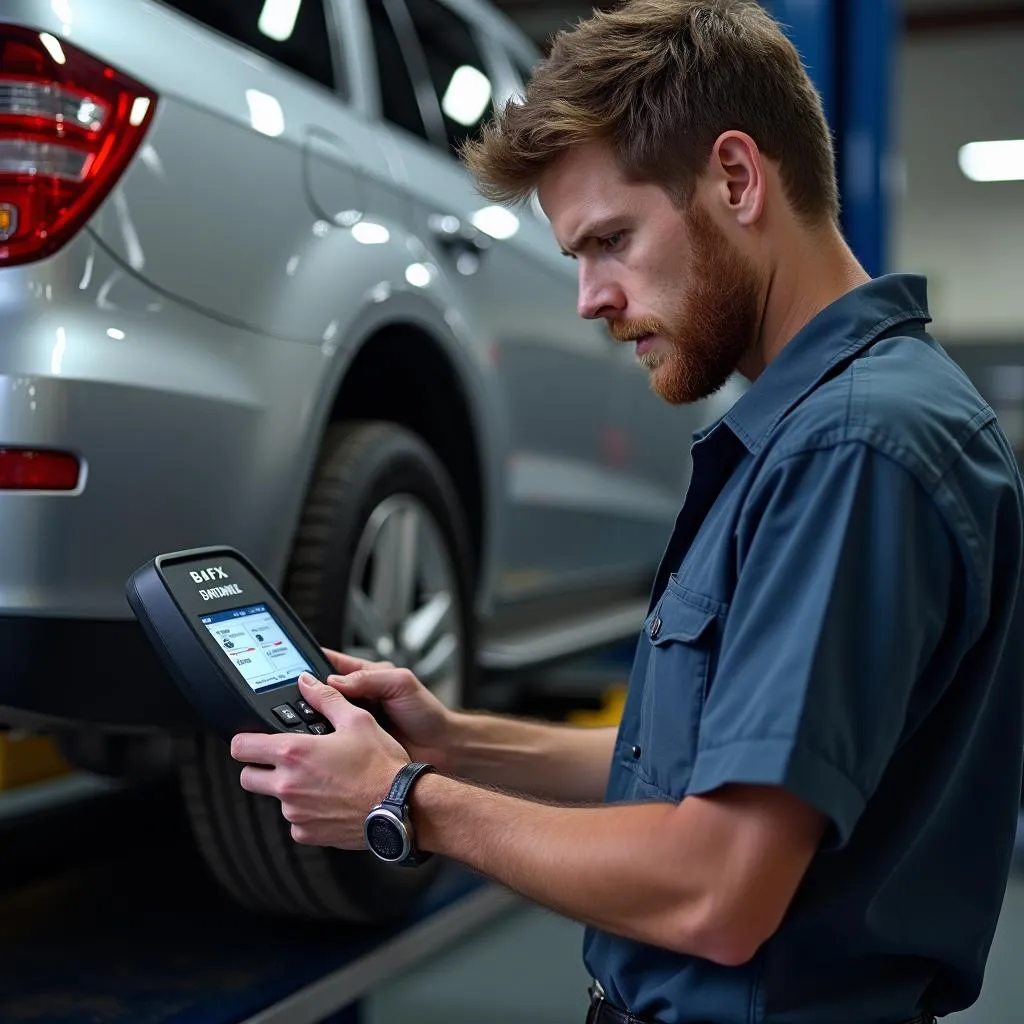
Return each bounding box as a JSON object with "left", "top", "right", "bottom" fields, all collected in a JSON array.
[{"left": 892, "top": 27, "right": 1024, "bottom": 343}]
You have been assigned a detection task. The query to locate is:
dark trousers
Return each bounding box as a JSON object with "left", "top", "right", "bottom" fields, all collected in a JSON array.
[{"left": 586, "top": 985, "right": 937, "bottom": 1024}]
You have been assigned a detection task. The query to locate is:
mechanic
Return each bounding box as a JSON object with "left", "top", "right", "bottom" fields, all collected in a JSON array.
[{"left": 230, "top": 1, "right": 1024, "bottom": 1022}]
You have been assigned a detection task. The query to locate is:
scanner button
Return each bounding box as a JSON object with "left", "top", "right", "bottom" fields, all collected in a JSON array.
[
  {"left": 272, "top": 704, "right": 302, "bottom": 727},
  {"left": 308, "top": 721, "right": 333, "bottom": 735},
  {"left": 294, "top": 699, "right": 322, "bottom": 724}
]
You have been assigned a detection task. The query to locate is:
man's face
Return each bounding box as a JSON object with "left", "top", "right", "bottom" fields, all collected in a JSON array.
[{"left": 538, "top": 141, "right": 764, "bottom": 405}]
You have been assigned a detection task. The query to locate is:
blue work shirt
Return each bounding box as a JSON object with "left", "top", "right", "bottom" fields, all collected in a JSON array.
[{"left": 583, "top": 275, "right": 1024, "bottom": 1024}]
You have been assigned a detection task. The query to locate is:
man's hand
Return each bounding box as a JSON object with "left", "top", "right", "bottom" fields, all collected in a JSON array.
[
  {"left": 322, "top": 650, "right": 619, "bottom": 803},
  {"left": 320, "top": 649, "right": 458, "bottom": 773},
  {"left": 231, "top": 674, "right": 410, "bottom": 849}
]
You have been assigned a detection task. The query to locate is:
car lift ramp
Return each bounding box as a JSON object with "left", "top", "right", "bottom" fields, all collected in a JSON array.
[{"left": 0, "top": 772, "right": 518, "bottom": 1024}]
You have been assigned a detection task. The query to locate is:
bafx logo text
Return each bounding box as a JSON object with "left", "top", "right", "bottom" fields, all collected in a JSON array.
[
  {"left": 191, "top": 567, "right": 243, "bottom": 602},
  {"left": 191, "top": 566, "right": 229, "bottom": 584}
]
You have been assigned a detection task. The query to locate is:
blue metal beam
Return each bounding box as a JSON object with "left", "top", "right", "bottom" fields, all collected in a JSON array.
[
  {"left": 764, "top": 0, "right": 837, "bottom": 128},
  {"left": 762, "top": 0, "right": 896, "bottom": 278},
  {"left": 838, "top": 0, "right": 897, "bottom": 279}
]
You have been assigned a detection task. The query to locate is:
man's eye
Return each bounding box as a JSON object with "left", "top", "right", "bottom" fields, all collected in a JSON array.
[{"left": 600, "top": 233, "right": 625, "bottom": 252}]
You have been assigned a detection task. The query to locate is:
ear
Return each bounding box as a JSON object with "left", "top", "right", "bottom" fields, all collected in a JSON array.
[{"left": 707, "top": 131, "right": 765, "bottom": 228}]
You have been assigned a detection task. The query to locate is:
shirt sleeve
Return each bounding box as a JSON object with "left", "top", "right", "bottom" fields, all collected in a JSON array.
[{"left": 686, "top": 439, "right": 956, "bottom": 848}]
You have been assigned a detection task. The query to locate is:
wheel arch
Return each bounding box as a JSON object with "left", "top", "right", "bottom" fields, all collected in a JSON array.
[{"left": 325, "top": 321, "right": 489, "bottom": 588}]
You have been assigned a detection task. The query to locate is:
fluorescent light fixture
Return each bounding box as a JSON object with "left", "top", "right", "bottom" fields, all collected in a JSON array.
[
  {"left": 442, "top": 66, "right": 492, "bottom": 127},
  {"left": 351, "top": 221, "right": 390, "bottom": 245},
  {"left": 245, "top": 89, "right": 285, "bottom": 138},
  {"left": 958, "top": 140, "right": 1024, "bottom": 182},
  {"left": 258, "top": 0, "right": 302, "bottom": 42},
  {"left": 471, "top": 206, "right": 519, "bottom": 240},
  {"left": 39, "top": 32, "right": 65, "bottom": 64}
]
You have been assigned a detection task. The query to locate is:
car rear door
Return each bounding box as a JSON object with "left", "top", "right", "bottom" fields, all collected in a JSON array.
[
  {"left": 491, "top": 37, "right": 706, "bottom": 578},
  {"left": 361, "top": 0, "right": 632, "bottom": 604}
]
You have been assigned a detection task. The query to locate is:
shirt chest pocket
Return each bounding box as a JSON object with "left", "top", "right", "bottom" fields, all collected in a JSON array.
[{"left": 637, "top": 584, "right": 723, "bottom": 801}]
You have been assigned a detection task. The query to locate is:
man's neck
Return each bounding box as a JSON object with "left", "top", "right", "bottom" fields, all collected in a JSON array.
[{"left": 740, "top": 223, "right": 870, "bottom": 382}]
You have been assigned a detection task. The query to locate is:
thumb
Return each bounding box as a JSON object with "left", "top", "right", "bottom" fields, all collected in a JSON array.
[{"left": 297, "top": 673, "right": 351, "bottom": 725}]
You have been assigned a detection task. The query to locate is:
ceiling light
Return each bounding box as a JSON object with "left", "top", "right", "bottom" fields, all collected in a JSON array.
[{"left": 958, "top": 140, "right": 1024, "bottom": 182}]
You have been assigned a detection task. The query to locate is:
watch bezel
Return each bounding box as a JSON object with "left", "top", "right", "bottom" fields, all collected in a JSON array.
[{"left": 363, "top": 805, "right": 412, "bottom": 863}]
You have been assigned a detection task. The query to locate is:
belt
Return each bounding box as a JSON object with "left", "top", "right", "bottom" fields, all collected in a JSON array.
[
  {"left": 586, "top": 981, "right": 937, "bottom": 1024},
  {"left": 587, "top": 982, "right": 714, "bottom": 1024}
]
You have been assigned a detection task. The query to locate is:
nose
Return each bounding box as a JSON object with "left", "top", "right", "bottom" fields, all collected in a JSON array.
[{"left": 577, "top": 265, "right": 625, "bottom": 321}]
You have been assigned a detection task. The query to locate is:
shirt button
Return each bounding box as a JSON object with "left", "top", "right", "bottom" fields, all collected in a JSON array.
[
  {"left": 650, "top": 616, "right": 662, "bottom": 640},
  {"left": 631, "top": 745, "right": 642, "bottom": 760}
]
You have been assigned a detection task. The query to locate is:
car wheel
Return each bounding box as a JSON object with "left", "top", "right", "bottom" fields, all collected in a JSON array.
[{"left": 177, "top": 421, "right": 476, "bottom": 921}]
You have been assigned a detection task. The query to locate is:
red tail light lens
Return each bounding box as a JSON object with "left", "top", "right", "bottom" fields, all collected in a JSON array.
[
  {"left": 0, "top": 449, "right": 80, "bottom": 490},
  {"left": 0, "top": 25, "right": 156, "bottom": 267}
]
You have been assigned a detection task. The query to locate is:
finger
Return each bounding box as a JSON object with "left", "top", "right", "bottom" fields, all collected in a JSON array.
[
  {"left": 325, "top": 666, "right": 415, "bottom": 701},
  {"left": 231, "top": 732, "right": 282, "bottom": 766},
  {"left": 298, "top": 673, "right": 369, "bottom": 728},
  {"left": 322, "top": 649, "right": 392, "bottom": 674},
  {"left": 238, "top": 763, "right": 277, "bottom": 797}
]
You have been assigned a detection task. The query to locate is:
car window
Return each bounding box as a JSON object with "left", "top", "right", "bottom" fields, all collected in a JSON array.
[
  {"left": 507, "top": 50, "right": 537, "bottom": 97},
  {"left": 160, "top": 0, "right": 336, "bottom": 90},
  {"left": 402, "top": 0, "right": 496, "bottom": 158},
  {"left": 368, "top": 0, "right": 430, "bottom": 142}
]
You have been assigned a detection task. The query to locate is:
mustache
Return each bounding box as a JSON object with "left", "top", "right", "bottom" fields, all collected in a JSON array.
[{"left": 606, "top": 317, "right": 669, "bottom": 342}]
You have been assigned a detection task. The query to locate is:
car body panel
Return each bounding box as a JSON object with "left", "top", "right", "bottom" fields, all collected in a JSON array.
[{"left": 0, "top": 0, "right": 720, "bottom": 732}]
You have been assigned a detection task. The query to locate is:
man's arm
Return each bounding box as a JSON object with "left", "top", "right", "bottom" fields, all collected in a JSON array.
[
  {"left": 232, "top": 676, "right": 824, "bottom": 965},
  {"left": 234, "top": 676, "right": 825, "bottom": 963},
  {"left": 445, "top": 712, "right": 617, "bottom": 803},
  {"left": 321, "top": 652, "right": 618, "bottom": 804},
  {"left": 410, "top": 774, "right": 826, "bottom": 966}
]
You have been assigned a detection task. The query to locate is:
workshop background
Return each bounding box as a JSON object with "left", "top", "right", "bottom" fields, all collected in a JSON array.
[{"left": 1, "top": 0, "right": 1023, "bottom": 1022}]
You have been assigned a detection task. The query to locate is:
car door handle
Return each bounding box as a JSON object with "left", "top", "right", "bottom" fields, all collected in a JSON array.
[{"left": 427, "top": 213, "right": 491, "bottom": 274}]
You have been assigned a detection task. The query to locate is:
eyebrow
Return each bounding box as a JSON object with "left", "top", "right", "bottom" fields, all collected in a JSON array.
[{"left": 558, "top": 218, "right": 622, "bottom": 258}]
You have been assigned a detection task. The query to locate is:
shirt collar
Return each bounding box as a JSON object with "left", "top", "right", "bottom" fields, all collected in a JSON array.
[{"left": 700, "top": 274, "right": 932, "bottom": 454}]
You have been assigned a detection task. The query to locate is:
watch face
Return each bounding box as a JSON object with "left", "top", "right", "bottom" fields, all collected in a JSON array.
[{"left": 365, "top": 809, "right": 409, "bottom": 862}]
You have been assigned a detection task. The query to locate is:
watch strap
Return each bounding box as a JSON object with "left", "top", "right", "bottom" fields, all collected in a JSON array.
[
  {"left": 382, "top": 761, "right": 436, "bottom": 811},
  {"left": 378, "top": 761, "right": 435, "bottom": 867}
]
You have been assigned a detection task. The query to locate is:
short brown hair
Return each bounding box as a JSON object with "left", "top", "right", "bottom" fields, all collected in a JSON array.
[{"left": 461, "top": 0, "right": 839, "bottom": 225}]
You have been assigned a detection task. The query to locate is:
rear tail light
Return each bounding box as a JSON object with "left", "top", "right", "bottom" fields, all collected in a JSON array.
[
  {"left": 0, "top": 449, "right": 80, "bottom": 490},
  {"left": 0, "top": 25, "right": 156, "bottom": 267}
]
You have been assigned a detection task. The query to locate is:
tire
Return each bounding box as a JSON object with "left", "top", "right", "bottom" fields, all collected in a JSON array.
[{"left": 177, "top": 421, "right": 477, "bottom": 922}]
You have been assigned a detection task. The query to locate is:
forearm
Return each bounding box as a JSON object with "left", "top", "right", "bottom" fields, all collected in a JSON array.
[
  {"left": 445, "top": 710, "right": 616, "bottom": 803},
  {"left": 409, "top": 774, "right": 724, "bottom": 960}
]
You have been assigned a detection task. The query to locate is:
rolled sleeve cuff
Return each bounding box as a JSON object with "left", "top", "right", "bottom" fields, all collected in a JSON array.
[{"left": 687, "top": 737, "right": 867, "bottom": 849}]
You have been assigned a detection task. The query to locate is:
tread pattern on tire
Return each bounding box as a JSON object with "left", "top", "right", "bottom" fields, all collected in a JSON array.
[{"left": 178, "top": 421, "right": 474, "bottom": 922}]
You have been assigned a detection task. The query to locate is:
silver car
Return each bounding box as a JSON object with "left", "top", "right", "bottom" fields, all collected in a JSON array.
[{"left": 0, "top": 0, "right": 728, "bottom": 920}]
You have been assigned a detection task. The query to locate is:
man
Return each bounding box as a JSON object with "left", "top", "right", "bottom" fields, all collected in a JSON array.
[{"left": 231, "top": 1, "right": 1024, "bottom": 1021}]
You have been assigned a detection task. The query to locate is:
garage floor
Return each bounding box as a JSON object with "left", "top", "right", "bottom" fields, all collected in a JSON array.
[{"left": 366, "top": 864, "right": 1024, "bottom": 1024}]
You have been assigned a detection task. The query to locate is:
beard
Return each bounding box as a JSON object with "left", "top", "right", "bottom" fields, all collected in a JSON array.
[{"left": 608, "top": 203, "right": 762, "bottom": 405}]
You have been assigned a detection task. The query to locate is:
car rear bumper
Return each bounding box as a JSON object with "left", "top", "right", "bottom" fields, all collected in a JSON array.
[
  {"left": 0, "top": 233, "right": 327, "bottom": 729},
  {"left": 0, "top": 615, "right": 200, "bottom": 732}
]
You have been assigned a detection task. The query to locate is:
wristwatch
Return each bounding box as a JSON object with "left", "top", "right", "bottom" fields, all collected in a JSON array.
[{"left": 363, "top": 761, "right": 436, "bottom": 867}]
